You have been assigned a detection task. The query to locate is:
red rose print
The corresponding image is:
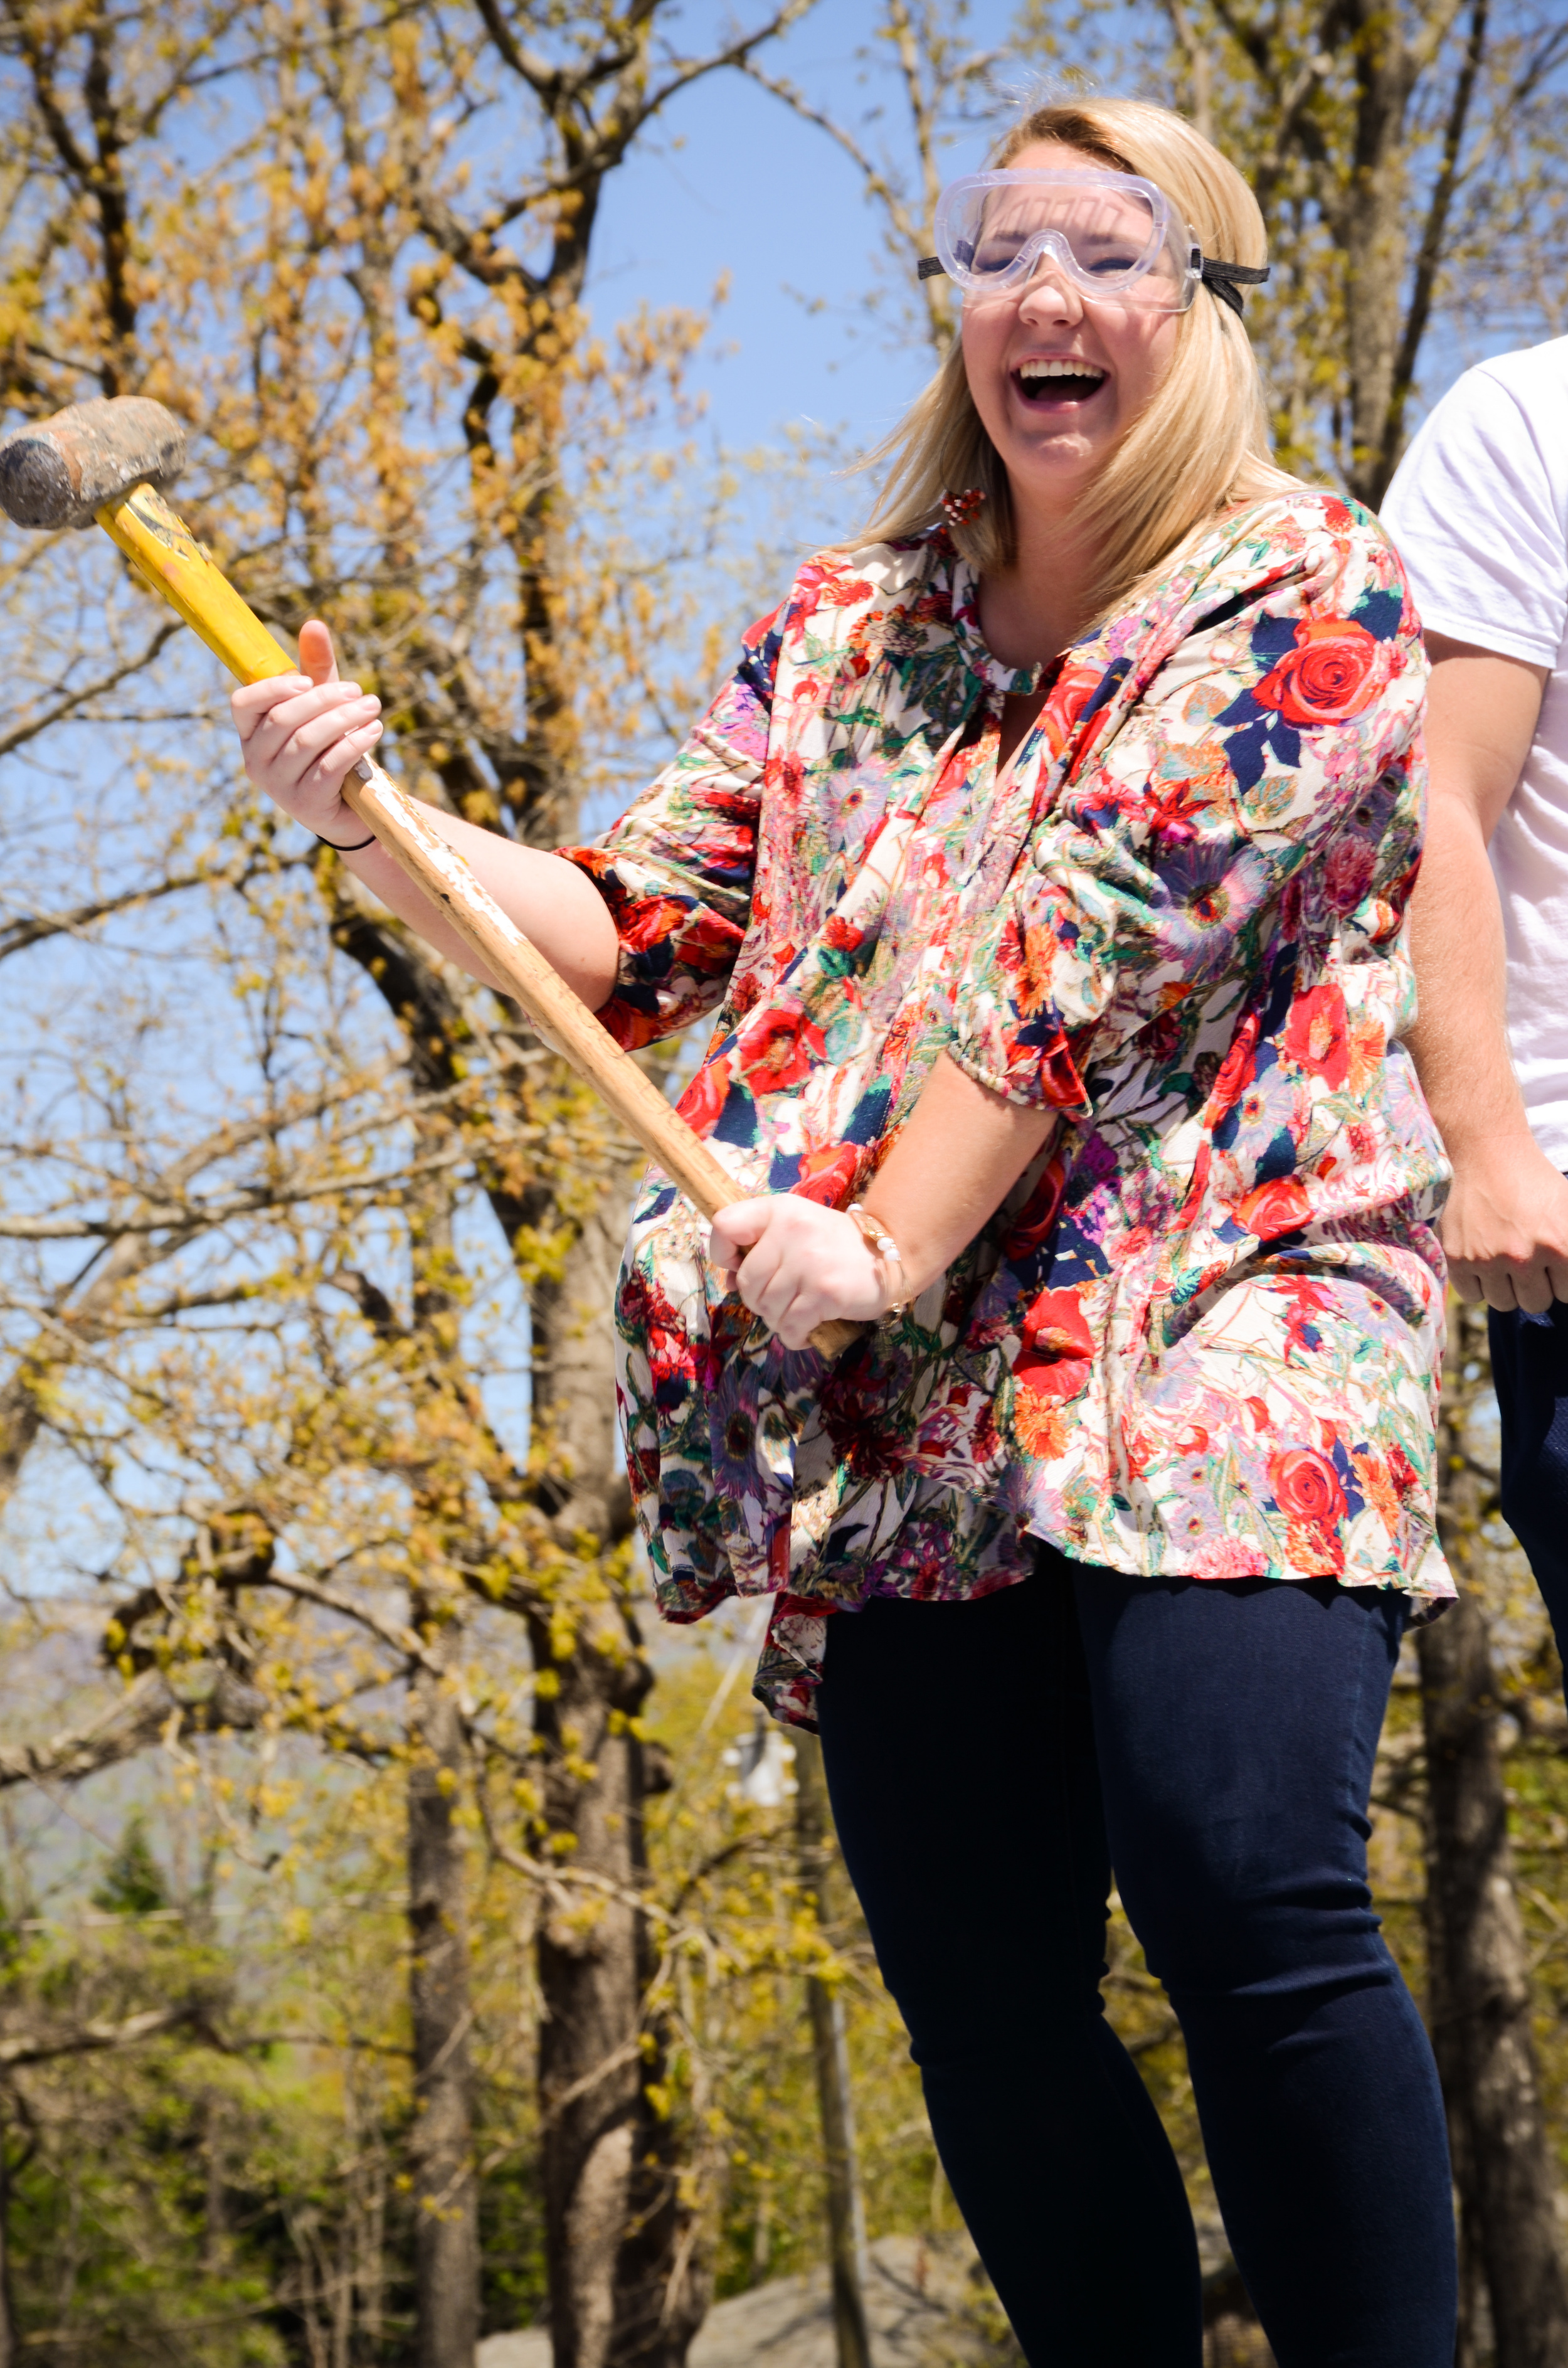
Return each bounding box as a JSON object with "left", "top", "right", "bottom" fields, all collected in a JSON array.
[
  {"left": 677, "top": 1055, "right": 731, "bottom": 1137},
  {"left": 1039, "top": 659, "right": 1108, "bottom": 761},
  {"left": 1014, "top": 1287, "right": 1095, "bottom": 1401},
  {"left": 1324, "top": 835, "right": 1375, "bottom": 915},
  {"left": 1023, "top": 1287, "right": 1095, "bottom": 1359},
  {"left": 1282, "top": 982, "right": 1350, "bottom": 1089},
  {"left": 820, "top": 1362, "right": 908, "bottom": 1480},
  {"left": 1206, "top": 1011, "right": 1261, "bottom": 1127},
  {"left": 1040, "top": 1031, "right": 1090, "bottom": 1110},
  {"left": 793, "top": 1143, "right": 861, "bottom": 1208},
  {"left": 1002, "top": 1155, "right": 1067, "bottom": 1260},
  {"left": 645, "top": 1315, "right": 695, "bottom": 1395},
  {"left": 734, "top": 1003, "right": 826, "bottom": 1093},
  {"left": 704, "top": 787, "right": 758, "bottom": 820},
  {"left": 1015, "top": 1344, "right": 1089, "bottom": 1406},
  {"left": 1253, "top": 620, "right": 1386, "bottom": 726},
  {"left": 1011, "top": 1348, "right": 1092, "bottom": 1403},
  {"left": 1136, "top": 1010, "right": 1185, "bottom": 1069},
  {"left": 1269, "top": 1445, "right": 1347, "bottom": 1528},
  {"left": 619, "top": 896, "right": 692, "bottom": 954},
  {"left": 1236, "top": 1176, "right": 1313, "bottom": 1238},
  {"left": 595, "top": 995, "right": 647, "bottom": 1051},
  {"left": 824, "top": 912, "right": 866, "bottom": 954},
  {"left": 684, "top": 909, "right": 746, "bottom": 965}
]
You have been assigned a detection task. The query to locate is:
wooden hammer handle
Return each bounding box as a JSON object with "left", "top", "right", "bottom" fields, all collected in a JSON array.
[{"left": 95, "top": 482, "right": 862, "bottom": 1364}]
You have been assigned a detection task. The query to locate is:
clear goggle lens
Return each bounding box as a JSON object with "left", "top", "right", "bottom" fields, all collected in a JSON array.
[{"left": 933, "top": 170, "right": 1200, "bottom": 312}]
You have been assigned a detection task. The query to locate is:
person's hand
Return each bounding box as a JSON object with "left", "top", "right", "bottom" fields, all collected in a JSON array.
[
  {"left": 709, "top": 1197, "right": 891, "bottom": 1350},
  {"left": 230, "top": 619, "right": 383, "bottom": 844},
  {"left": 1441, "top": 1132, "right": 1568, "bottom": 1311}
]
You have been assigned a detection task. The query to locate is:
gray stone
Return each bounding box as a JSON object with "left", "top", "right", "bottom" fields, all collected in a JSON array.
[
  {"left": 477, "top": 2234, "right": 1018, "bottom": 2368},
  {"left": 476, "top": 2337, "right": 550, "bottom": 2368}
]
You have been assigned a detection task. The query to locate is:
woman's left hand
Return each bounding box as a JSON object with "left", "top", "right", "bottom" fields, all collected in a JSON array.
[{"left": 709, "top": 1197, "right": 891, "bottom": 1350}]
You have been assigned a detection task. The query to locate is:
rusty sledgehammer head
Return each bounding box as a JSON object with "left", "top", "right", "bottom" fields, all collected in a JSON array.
[
  {"left": 0, "top": 395, "right": 186, "bottom": 530},
  {"left": 0, "top": 394, "right": 289, "bottom": 682}
]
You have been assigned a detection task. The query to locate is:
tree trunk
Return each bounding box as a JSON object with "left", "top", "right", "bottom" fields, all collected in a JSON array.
[
  {"left": 332, "top": 900, "right": 713, "bottom": 2360},
  {"left": 0, "top": 2114, "right": 16, "bottom": 2368},
  {"left": 408, "top": 1642, "right": 480, "bottom": 2368},
  {"left": 1419, "top": 1303, "right": 1568, "bottom": 2368},
  {"left": 795, "top": 1734, "right": 872, "bottom": 2368},
  {"left": 1337, "top": 0, "right": 1416, "bottom": 506},
  {"left": 526, "top": 1178, "right": 711, "bottom": 2368}
]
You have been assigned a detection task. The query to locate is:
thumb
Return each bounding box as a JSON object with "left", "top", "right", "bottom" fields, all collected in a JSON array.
[
  {"left": 297, "top": 619, "right": 339, "bottom": 686},
  {"left": 709, "top": 1198, "right": 774, "bottom": 1265}
]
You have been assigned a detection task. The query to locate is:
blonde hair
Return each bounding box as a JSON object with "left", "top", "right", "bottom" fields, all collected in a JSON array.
[{"left": 859, "top": 98, "right": 1298, "bottom": 623}]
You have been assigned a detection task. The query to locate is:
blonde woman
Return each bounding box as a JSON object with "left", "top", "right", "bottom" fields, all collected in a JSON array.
[{"left": 233, "top": 98, "right": 1456, "bottom": 2368}]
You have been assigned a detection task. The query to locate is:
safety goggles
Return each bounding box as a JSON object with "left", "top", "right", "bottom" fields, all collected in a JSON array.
[{"left": 917, "top": 169, "right": 1267, "bottom": 317}]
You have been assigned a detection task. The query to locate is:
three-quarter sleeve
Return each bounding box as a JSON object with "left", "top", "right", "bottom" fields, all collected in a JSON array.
[
  {"left": 948, "top": 514, "right": 1426, "bottom": 1112},
  {"left": 557, "top": 611, "right": 780, "bottom": 1049}
]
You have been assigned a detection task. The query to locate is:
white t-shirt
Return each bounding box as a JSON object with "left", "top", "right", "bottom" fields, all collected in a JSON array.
[{"left": 1382, "top": 337, "right": 1568, "bottom": 1164}]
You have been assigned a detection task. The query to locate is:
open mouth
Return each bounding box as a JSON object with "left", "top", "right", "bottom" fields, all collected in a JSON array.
[{"left": 1014, "top": 360, "right": 1108, "bottom": 406}]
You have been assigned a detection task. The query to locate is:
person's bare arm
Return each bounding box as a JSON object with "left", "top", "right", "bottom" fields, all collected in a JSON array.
[
  {"left": 709, "top": 1054, "right": 1054, "bottom": 1349},
  {"left": 1406, "top": 631, "right": 1561, "bottom": 1310},
  {"left": 231, "top": 620, "right": 618, "bottom": 1010}
]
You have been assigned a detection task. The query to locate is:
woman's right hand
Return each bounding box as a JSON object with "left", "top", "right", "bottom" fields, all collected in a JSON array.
[
  {"left": 231, "top": 617, "right": 620, "bottom": 1011},
  {"left": 231, "top": 620, "right": 383, "bottom": 844}
]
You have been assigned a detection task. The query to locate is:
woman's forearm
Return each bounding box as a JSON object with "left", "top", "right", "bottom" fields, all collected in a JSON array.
[
  {"left": 708, "top": 1051, "right": 1056, "bottom": 1351},
  {"left": 861, "top": 1052, "right": 1056, "bottom": 1297},
  {"left": 230, "top": 639, "right": 621, "bottom": 1011},
  {"left": 333, "top": 810, "right": 619, "bottom": 1012}
]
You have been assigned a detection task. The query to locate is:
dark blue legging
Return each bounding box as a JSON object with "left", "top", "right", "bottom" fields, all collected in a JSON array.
[
  {"left": 814, "top": 1549, "right": 1456, "bottom": 2367},
  {"left": 1491, "top": 1300, "right": 1568, "bottom": 1672}
]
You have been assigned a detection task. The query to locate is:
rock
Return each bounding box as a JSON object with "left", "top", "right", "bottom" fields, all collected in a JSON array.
[
  {"left": 477, "top": 2338, "right": 550, "bottom": 2368},
  {"left": 477, "top": 2233, "right": 1019, "bottom": 2368}
]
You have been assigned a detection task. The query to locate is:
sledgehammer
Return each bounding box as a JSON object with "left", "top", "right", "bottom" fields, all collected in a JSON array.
[{"left": 0, "top": 395, "right": 860, "bottom": 1360}]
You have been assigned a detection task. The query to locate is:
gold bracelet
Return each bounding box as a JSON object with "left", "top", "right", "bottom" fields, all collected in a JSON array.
[{"left": 847, "top": 1201, "right": 913, "bottom": 1312}]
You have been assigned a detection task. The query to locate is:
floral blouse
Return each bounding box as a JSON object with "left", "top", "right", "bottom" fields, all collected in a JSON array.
[{"left": 559, "top": 490, "right": 1453, "bottom": 1729}]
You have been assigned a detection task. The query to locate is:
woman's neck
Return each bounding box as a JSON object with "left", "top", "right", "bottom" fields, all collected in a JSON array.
[{"left": 975, "top": 499, "right": 1098, "bottom": 671}]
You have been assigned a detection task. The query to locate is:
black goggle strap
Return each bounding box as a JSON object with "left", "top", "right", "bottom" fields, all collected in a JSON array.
[
  {"left": 915, "top": 252, "right": 1272, "bottom": 315},
  {"left": 1198, "top": 256, "right": 1270, "bottom": 316}
]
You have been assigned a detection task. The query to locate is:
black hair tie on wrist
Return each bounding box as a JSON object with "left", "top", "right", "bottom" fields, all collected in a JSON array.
[
  {"left": 1200, "top": 257, "right": 1270, "bottom": 317},
  {"left": 315, "top": 831, "right": 376, "bottom": 852}
]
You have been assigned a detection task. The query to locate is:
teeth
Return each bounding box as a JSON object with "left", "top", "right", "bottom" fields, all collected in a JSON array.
[{"left": 1019, "top": 359, "right": 1105, "bottom": 383}]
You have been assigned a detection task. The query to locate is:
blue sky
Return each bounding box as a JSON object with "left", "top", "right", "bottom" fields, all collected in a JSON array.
[
  {"left": 573, "top": 0, "right": 1532, "bottom": 533},
  {"left": 580, "top": 0, "right": 1027, "bottom": 541}
]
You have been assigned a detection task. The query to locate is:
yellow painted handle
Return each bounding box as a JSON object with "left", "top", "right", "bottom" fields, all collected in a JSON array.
[
  {"left": 96, "top": 482, "right": 864, "bottom": 1365},
  {"left": 97, "top": 486, "right": 297, "bottom": 684}
]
